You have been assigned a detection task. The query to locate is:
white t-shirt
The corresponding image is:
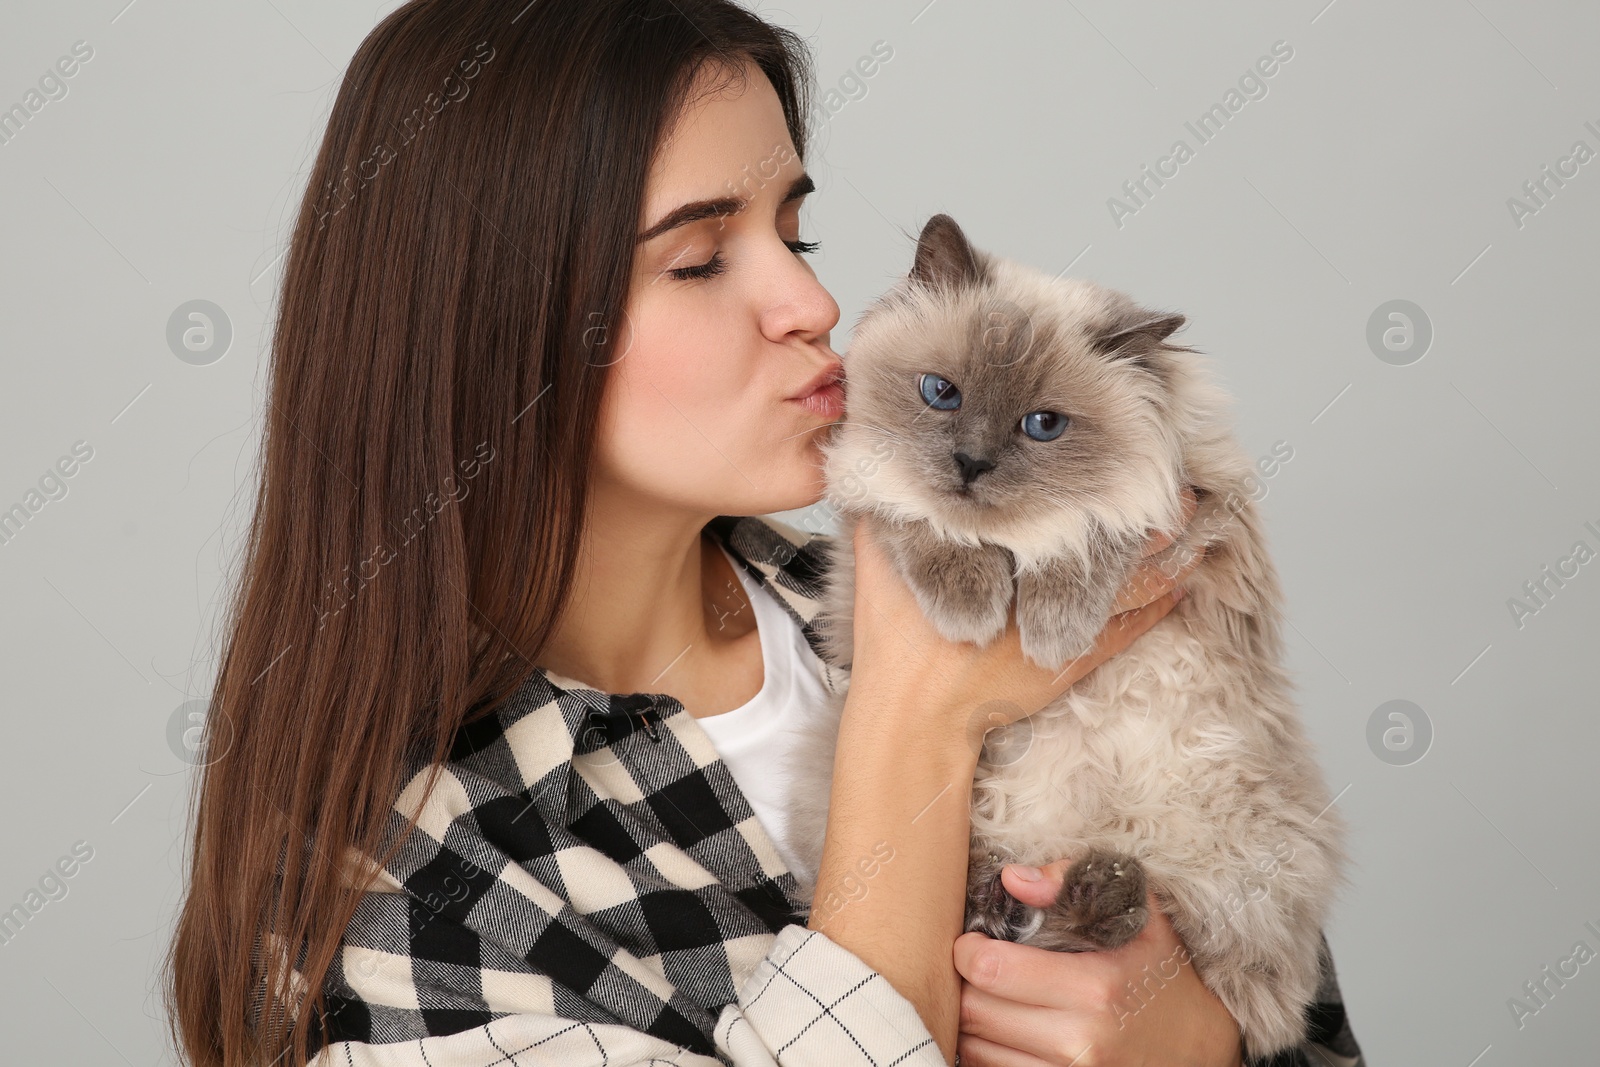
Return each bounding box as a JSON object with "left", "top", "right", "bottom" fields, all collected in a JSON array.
[{"left": 697, "top": 543, "right": 835, "bottom": 887}]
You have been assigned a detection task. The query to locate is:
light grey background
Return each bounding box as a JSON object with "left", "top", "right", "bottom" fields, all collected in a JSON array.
[{"left": 2, "top": 1, "right": 1596, "bottom": 1063}]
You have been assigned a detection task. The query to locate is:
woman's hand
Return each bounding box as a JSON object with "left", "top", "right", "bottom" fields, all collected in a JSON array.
[
  {"left": 846, "top": 484, "right": 1205, "bottom": 747},
  {"left": 953, "top": 859, "right": 1245, "bottom": 1067}
]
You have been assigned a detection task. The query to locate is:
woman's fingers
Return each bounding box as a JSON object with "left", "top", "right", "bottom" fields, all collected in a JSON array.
[
  {"left": 956, "top": 1029, "right": 1058, "bottom": 1067},
  {"left": 955, "top": 900, "right": 1234, "bottom": 1066},
  {"left": 958, "top": 985, "right": 1084, "bottom": 1066},
  {"left": 1090, "top": 587, "right": 1184, "bottom": 666},
  {"left": 1138, "top": 484, "right": 1200, "bottom": 558},
  {"left": 1115, "top": 486, "right": 1206, "bottom": 614},
  {"left": 954, "top": 887, "right": 1182, "bottom": 1012},
  {"left": 1115, "top": 543, "right": 1204, "bottom": 615},
  {"left": 955, "top": 929, "right": 1124, "bottom": 1011}
]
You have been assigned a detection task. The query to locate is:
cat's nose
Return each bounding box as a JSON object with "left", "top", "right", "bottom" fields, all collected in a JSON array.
[{"left": 953, "top": 451, "right": 996, "bottom": 485}]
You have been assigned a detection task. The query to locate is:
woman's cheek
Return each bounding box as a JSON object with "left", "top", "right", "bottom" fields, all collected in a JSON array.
[
  {"left": 593, "top": 360, "right": 694, "bottom": 483},
  {"left": 618, "top": 348, "right": 752, "bottom": 469}
]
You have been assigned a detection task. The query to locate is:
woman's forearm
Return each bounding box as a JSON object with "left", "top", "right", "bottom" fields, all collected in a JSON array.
[{"left": 807, "top": 674, "right": 978, "bottom": 1064}]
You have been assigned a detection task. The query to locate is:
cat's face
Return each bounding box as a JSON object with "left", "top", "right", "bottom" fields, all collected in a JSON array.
[{"left": 821, "top": 214, "right": 1195, "bottom": 558}]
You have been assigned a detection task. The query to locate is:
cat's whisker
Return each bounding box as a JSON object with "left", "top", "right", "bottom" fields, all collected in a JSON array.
[
  {"left": 849, "top": 424, "right": 917, "bottom": 456},
  {"left": 776, "top": 422, "right": 834, "bottom": 444}
]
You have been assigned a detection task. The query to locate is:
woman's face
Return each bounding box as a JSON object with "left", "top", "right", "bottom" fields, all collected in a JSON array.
[{"left": 596, "top": 60, "right": 843, "bottom": 519}]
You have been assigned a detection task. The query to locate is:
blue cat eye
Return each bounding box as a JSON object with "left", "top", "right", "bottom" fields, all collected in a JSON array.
[
  {"left": 919, "top": 373, "right": 961, "bottom": 410},
  {"left": 1021, "top": 411, "right": 1069, "bottom": 441}
]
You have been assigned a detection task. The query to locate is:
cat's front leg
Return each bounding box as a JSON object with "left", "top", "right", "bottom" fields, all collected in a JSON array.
[
  {"left": 1014, "top": 533, "right": 1142, "bottom": 671},
  {"left": 874, "top": 517, "right": 1014, "bottom": 647}
]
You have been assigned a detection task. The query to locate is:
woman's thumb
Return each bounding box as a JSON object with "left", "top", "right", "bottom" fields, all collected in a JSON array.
[{"left": 999, "top": 858, "right": 1074, "bottom": 908}]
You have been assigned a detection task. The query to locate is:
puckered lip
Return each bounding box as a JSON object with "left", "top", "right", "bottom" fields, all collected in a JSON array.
[{"left": 786, "top": 360, "right": 846, "bottom": 401}]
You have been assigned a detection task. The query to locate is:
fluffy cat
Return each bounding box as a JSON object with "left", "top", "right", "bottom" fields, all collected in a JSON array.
[{"left": 787, "top": 214, "right": 1349, "bottom": 1060}]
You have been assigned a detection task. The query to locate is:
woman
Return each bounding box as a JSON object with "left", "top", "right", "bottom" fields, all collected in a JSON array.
[{"left": 163, "top": 1, "right": 1364, "bottom": 1065}]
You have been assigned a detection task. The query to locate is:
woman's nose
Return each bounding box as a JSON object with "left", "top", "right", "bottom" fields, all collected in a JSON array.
[{"left": 764, "top": 256, "right": 839, "bottom": 342}]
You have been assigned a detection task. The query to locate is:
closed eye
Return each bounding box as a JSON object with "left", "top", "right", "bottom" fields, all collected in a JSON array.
[
  {"left": 667, "top": 237, "right": 821, "bottom": 281},
  {"left": 668, "top": 252, "right": 727, "bottom": 281}
]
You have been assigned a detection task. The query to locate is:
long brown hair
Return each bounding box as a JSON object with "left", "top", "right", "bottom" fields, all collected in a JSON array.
[{"left": 164, "top": 2, "right": 814, "bottom": 1063}]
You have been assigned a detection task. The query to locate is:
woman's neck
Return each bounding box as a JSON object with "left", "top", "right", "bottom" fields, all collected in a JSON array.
[{"left": 534, "top": 498, "right": 762, "bottom": 716}]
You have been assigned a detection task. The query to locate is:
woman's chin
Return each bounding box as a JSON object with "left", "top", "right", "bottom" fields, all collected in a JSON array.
[{"left": 759, "top": 447, "right": 831, "bottom": 514}]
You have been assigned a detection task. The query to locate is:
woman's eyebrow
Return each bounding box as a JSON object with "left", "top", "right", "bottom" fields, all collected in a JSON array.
[{"left": 638, "top": 170, "right": 815, "bottom": 243}]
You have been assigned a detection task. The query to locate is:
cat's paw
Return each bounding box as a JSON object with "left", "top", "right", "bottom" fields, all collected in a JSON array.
[
  {"left": 889, "top": 530, "right": 1014, "bottom": 646},
  {"left": 963, "top": 848, "right": 1041, "bottom": 943},
  {"left": 1014, "top": 542, "right": 1136, "bottom": 670},
  {"left": 922, "top": 570, "right": 1012, "bottom": 646},
  {"left": 1028, "top": 848, "right": 1149, "bottom": 952},
  {"left": 1014, "top": 595, "right": 1108, "bottom": 671}
]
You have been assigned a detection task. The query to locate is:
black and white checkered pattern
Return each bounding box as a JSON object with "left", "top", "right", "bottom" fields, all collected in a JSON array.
[{"left": 301, "top": 513, "right": 1361, "bottom": 1066}]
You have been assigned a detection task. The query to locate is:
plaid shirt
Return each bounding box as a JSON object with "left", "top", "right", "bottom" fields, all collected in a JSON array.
[{"left": 303, "top": 513, "right": 1363, "bottom": 1067}]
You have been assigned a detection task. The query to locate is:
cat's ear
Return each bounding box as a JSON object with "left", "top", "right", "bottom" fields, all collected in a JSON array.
[
  {"left": 909, "top": 213, "right": 990, "bottom": 293},
  {"left": 1091, "top": 303, "right": 1194, "bottom": 371}
]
